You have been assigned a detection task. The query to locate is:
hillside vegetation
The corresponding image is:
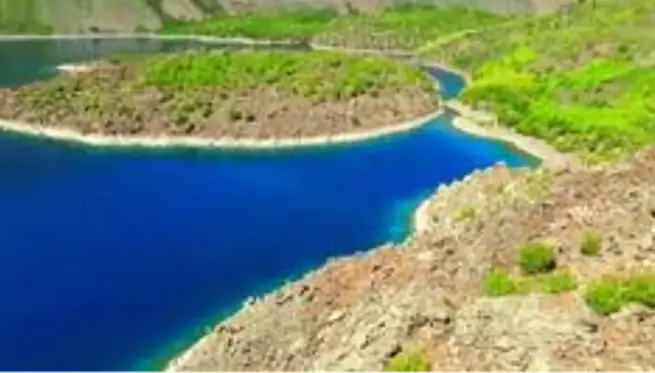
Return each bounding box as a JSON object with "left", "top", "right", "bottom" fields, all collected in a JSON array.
[
  {"left": 422, "top": 0, "right": 655, "bottom": 163},
  {"left": 165, "top": 6, "right": 510, "bottom": 50}
]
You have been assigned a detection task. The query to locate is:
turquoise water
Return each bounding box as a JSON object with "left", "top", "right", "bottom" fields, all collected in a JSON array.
[{"left": 0, "top": 38, "right": 536, "bottom": 371}]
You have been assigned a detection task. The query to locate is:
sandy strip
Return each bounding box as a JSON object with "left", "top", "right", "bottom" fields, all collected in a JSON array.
[
  {"left": 412, "top": 198, "right": 433, "bottom": 234},
  {"left": 444, "top": 100, "right": 579, "bottom": 170},
  {"left": 0, "top": 110, "right": 443, "bottom": 150}
]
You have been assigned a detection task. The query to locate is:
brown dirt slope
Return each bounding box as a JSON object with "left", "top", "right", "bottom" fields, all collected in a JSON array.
[{"left": 170, "top": 147, "right": 655, "bottom": 371}]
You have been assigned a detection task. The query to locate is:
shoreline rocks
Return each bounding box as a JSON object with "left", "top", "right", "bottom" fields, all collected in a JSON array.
[{"left": 167, "top": 147, "right": 655, "bottom": 371}]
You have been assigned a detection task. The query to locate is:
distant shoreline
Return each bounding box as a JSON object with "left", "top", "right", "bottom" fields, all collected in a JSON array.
[{"left": 0, "top": 111, "right": 444, "bottom": 150}]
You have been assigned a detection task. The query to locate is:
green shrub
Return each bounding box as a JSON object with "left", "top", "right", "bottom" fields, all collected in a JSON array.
[
  {"left": 484, "top": 268, "right": 523, "bottom": 296},
  {"left": 580, "top": 230, "right": 602, "bottom": 256},
  {"left": 453, "top": 206, "right": 476, "bottom": 222},
  {"left": 538, "top": 270, "right": 577, "bottom": 294},
  {"left": 585, "top": 277, "right": 625, "bottom": 315},
  {"left": 385, "top": 350, "right": 431, "bottom": 372},
  {"left": 623, "top": 272, "right": 655, "bottom": 307},
  {"left": 518, "top": 242, "right": 556, "bottom": 275}
]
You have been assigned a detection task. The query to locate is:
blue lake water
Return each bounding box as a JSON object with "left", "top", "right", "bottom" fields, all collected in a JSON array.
[{"left": 0, "top": 38, "right": 536, "bottom": 371}]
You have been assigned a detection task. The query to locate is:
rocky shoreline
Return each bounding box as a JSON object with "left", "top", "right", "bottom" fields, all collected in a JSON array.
[
  {"left": 167, "top": 145, "right": 655, "bottom": 371},
  {"left": 0, "top": 110, "right": 443, "bottom": 149},
  {"left": 0, "top": 50, "right": 442, "bottom": 147}
]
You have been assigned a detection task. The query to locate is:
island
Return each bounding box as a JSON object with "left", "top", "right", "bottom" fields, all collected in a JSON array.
[{"left": 0, "top": 50, "right": 440, "bottom": 147}]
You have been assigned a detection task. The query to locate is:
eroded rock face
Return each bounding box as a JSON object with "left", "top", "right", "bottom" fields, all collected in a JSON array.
[{"left": 170, "top": 147, "right": 655, "bottom": 371}]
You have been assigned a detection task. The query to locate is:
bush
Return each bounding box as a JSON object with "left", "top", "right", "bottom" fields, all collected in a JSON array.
[
  {"left": 585, "top": 277, "right": 625, "bottom": 315},
  {"left": 538, "top": 270, "right": 577, "bottom": 294},
  {"left": 623, "top": 272, "right": 655, "bottom": 307},
  {"left": 385, "top": 350, "right": 431, "bottom": 372},
  {"left": 484, "top": 268, "right": 523, "bottom": 296},
  {"left": 580, "top": 230, "right": 602, "bottom": 256},
  {"left": 518, "top": 242, "right": 556, "bottom": 275}
]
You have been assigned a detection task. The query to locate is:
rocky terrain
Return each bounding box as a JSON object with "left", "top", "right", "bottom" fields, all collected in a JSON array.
[
  {"left": 169, "top": 146, "right": 655, "bottom": 371},
  {"left": 0, "top": 53, "right": 439, "bottom": 141}
]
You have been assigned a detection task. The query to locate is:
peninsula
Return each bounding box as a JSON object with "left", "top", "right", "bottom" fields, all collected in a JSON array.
[{"left": 0, "top": 50, "right": 440, "bottom": 147}]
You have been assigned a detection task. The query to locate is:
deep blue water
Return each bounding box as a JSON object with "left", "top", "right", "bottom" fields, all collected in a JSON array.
[{"left": 0, "top": 38, "right": 536, "bottom": 371}]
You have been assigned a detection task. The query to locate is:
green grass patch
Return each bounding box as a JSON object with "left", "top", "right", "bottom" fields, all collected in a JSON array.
[
  {"left": 585, "top": 277, "right": 627, "bottom": 315},
  {"left": 518, "top": 242, "right": 557, "bottom": 275},
  {"left": 484, "top": 268, "right": 577, "bottom": 297},
  {"left": 538, "top": 270, "right": 577, "bottom": 294},
  {"left": 580, "top": 230, "right": 602, "bottom": 256},
  {"left": 385, "top": 349, "right": 431, "bottom": 372},
  {"left": 483, "top": 268, "right": 529, "bottom": 296},
  {"left": 585, "top": 271, "right": 655, "bottom": 315}
]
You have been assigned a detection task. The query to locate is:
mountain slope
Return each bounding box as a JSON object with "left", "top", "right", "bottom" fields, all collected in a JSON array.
[
  {"left": 0, "top": 0, "right": 572, "bottom": 33},
  {"left": 420, "top": 0, "right": 655, "bottom": 163},
  {"left": 0, "top": 0, "right": 221, "bottom": 33}
]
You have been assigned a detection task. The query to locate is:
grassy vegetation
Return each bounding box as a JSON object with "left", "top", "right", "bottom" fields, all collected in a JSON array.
[
  {"left": 538, "top": 270, "right": 577, "bottom": 294},
  {"left": 164, "top": 5, "right": 510, "bottom": 49},
  {"left": 136, "top": 49, "right": 434, "bottom": 99},
  {"left": 385, "top": 349, "right": 431, "bottom": 372},
  {"left": 163, "top": 10, "right": 337, "bottom": 40},
  {"left": 484, "top": 268, "right": 577, "bottom": 297},
  {"left": 585, "top": 271, "right": 655, "bottom": 315},
  {"left": 0, "top": 0, "right": 53, "bottom": 33},
  {"left": 518, "top": 242, "right": 557, "bottom": 275},
  {"left": 580, "top": 230, "right": 602, "bottom": 256},
  {"left": 422, "top": 0, "right": 655, "bottom": 162},
  {"left": 484, "top": 268, "right": 528, "bottom": 296}
]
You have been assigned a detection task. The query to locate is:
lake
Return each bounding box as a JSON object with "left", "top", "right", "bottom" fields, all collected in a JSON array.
[{"left": 0, "top": 37, "right": 536, "bottom": 370}]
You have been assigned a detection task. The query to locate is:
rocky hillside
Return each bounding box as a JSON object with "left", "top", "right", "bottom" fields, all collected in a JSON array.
[
  {"left": 217, "top": 0, "right": 573, "bottom": 15},
  {"left": 0, "top": 0, "right": 571, "bottom": 33},
  {"left": 0, "top": 0, "right": 220, "bottom": 33},
  {"left": 169, "top": 146, "right": 655, "bottom": 371}
]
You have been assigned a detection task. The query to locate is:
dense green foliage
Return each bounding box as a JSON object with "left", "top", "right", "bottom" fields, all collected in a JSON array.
[
  {"left": 385, "top": 350, "right": 431, "bottom": 372},
  {"left": 165, "top": 5, "right": 509, "bottom": 49},
  {"left": 585, "top": 272, "right": 655, "bottom": 315},
  {"left": 424, "top": 0, "right": 655, "bottom": 161},
  {"left": 518, "top": 242, "right": 556, "bottom": 275},
  {"left": 137, "top": 50, "right": 434, "bottom": 99}
]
